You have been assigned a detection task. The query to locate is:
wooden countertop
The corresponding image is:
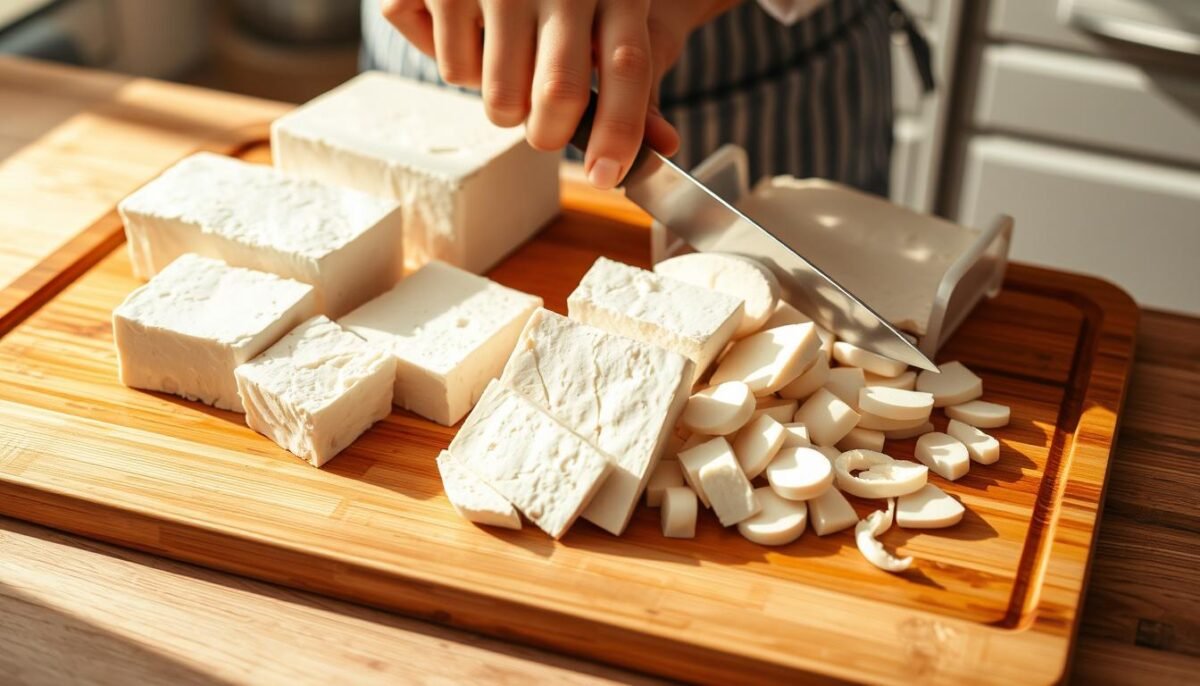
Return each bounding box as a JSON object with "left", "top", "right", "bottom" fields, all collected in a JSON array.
[{"left": 1, "top": 56, "right": 1197, "bottom": 685}]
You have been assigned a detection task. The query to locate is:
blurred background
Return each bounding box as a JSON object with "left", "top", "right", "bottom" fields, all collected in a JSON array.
[{"left": 1, "top": 0, "right": 1197, "bottom": 315}]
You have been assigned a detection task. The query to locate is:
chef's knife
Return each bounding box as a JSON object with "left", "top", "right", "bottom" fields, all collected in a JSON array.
[{"left": 569, "top": 92, "right": 938, "bottom": 372}]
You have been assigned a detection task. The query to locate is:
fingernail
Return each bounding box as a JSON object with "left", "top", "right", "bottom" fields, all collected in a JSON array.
[{"left": 589, "top": 158, "right": 621, "bottom": 190}]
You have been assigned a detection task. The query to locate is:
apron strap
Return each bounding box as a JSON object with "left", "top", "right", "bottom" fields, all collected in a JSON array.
[{"left": 890, "top": 1, "right": 936, "bottom": 93}]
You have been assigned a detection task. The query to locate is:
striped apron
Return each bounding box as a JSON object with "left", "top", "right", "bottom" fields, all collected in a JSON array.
[{"left": 360, "top": 0, "right": 931, "bottom": 197}]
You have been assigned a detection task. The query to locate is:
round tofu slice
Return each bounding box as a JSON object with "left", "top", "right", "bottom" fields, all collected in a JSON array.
[
  {"left": 896, "top": 483, "right": 964, "bottom": 529},
  {"left": 793, "top": 387, "right": 861, "bottom": 447},
  {"left": 653, "top": 252, "right": 780, "bottom": 338},
  {"left": 823, "top": 367, "right": 866, "bottom": 409},
  {"left": 737, "top": 487, "right": 807, "bottom": 545},
  {"left": 661, "top": 487, "right": 698, "bottom": 538},
  {"left": 946, "top": 419, "right": 1000, "bottom": 464},
  {"left": 864, "top": 370, "right": 917, "bottom": 390},
  {"left": 916, "top": 361, "right": 982, "bottom": 407},
  {"left": 945, "top": 400, "right": 1010, "bottom": 429},
  {"left": 836, "top": 426, "right": 886, "bottom": 452},
  {"left": 857, "top": 410, "right": 929, "bottom": 432},
  {"left": 710, "top": 323, "right": 821, "bottom": 395},
  {"left": 915, "top": 432, "right": 970, "bottom": 481},
  {"left": 832, "top": 341, "right": 908, "bottom": 378},
  {"left": 681, "top": 381, "right": 755, "bottom": 435},
  {"left": 765, "top": 447, "right": 834, "bottom": 501},
  {"left": 777, "top": 353, "right": 830, "bottom": 400},
  {"left": 884, "top": 421, "right": 935, "bottom": 441},
  {"left": 732, "top": 414, "right": 787, "bottom": 479},
  {"left": 835, "top": 449, "right": 927, "bottom": 498},
  {"left": 858, "top": 387, "right": 934, "bottom": 422}
]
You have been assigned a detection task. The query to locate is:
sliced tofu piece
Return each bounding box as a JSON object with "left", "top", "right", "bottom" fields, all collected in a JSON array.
[
  {"left": 448, "top": 381, "right": 612, "bottom": 539},
  {"left": 836, "top": 427, "right": 886, "bottom": 452},
  {"left": 681, "top": 381, "right": 755, "bottom": 436},
  {"left": 118, "top": 153, "right": 402, "bottom": 317},
  {"left": 679, "top": 432, "right": 711, "bottom": 455},
  {"left": 858, "top": 387, "right": 934, "bottom": 422},
  {"left": 946, "top": 400, "right": 1011, "bottom": 429},
  {"left": 914, "top": 432, "right": 971, "bottom": 481},
  {"left": 751, "top": 396, "right": 799, "bottom": 424},
  {"left": 271, "top": 71, "right": 559, "bottom": 273},
  {"left": 676, "top": 437, "right": 722, "bottom": 508},
  {"left": 857, "top": 410, "right": 929, "bottom": 432},
  {"left": 567, "top": 257, "right": 742, "bottom": 383},
  {"left": 436, "top": 450, "right": 521, "bottom": 529},
  {"left": 340, "top": 260, "right": 541, "bottom": 426},
  {"left": 813, "top": 445, "right": 842, "bottom": 464},
  {"left": 113, "top": 254, "right": 317, "bottom": 412},
  {"left": 679, "top": 437, "right": 759, "bottom": 525},
  {"left": 835, "top": 449, "right": 928, "bottom": 498},
  {"left": 885, "top": 421, "right": 936, "bottom": 441},
  {"left": 916, "top": 361, "right": 983, "bottom": 407},
  {"left": 761, "top": 301, "right": 835, "bottom": 360},
  {"left": 864, "top": 370, "right": 917, "bottom": 390},
  {"left": 897, "top": 483, "right": 964, "bottom": 529},
  {"left": 645, "top": 460, "right": 686, "bottom": 507},
  {"left": 777, "top": 353, "right": 830, "bottom": 400},
  {"left": 807, "top": 487, "right": 859, "bottom": 536},
  {"left": 946, "top": 419, "right": 1001, "bottom": 465},
  {"left": 731, "top": 414, "right": 787, "bottom": 479},
  {"left": 832, "top": 341, "right": 908, "bottom": 378},
  {"left": 661, "top": 487, "right": 698, "bottom": 538},
  {"left": 823, "top": 367, "right": 866, "bottom": 409},
  {"left": 793, "top": 387, "right": 861, "bottom": 447},
  {"left": 710, "top": 323, "right": 821, "bottom": 395},
  {"left": 766, "top": 447, "right": 835, "bottom": 501},
  {"left": 737, "top": 488, "right": 807, "bottom": 546},
  {"left": 653, "top": 252, "right": 779, "bottom": 338},
  {"left": 235, "top": 316, "right": 395, "bottom": 467},
  {"left": 781, "top": 422, "right": 811, "bottom": 447},
  {"left": 501, "top": 309, "right": 693, "bottom": 536}
]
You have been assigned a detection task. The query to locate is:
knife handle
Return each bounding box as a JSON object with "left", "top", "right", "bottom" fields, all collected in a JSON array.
[{"left": 567, "top": 90, "right": 600, "bottom": 160}]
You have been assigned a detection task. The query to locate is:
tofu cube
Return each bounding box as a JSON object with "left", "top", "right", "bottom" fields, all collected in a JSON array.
[
  {"left": 271, "top": 71, "right": 560, "bottom": 273},
  {"left": 113, "top": 254, "right": 316, "bottom": 412},
  {"left": 235, "top": 315, "right": 396, "bottom": 467},
  {"left": 340, "top": 260, "right": 541, "bottom": 426},
  {"left": 436, "top": 450, "right": 521, "bottom": 530},
  {"left": 118, "top": 152, "right": 403, "bottom": 317}
]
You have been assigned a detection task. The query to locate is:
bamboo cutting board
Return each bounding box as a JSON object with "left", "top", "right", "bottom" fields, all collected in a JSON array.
[{"left": 0, "top": 143, "right": 1137, "bottom": 685}]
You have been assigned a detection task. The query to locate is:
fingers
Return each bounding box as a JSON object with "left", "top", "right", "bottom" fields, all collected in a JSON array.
[
  {"left": 645, "top": 103, "right": 680, "bottom": 156},
  {"left": 525, "top": 2, "right": 596, "bottom": 152},
  {"left": 428, "top": 0, "right": 483, "bottom": 87},
  {"left": 481, "top": 3, "right": 536, "bottom": 126},
  {"left": 381, "top": 0, "right": 435, "bottom": 57},
  {"left": 587, "top": 1, "right": 653, "bottom": 189}
]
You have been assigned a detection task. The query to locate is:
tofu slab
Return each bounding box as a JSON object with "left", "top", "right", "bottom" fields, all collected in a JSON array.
[
  {"left": 113, "top": 254, "right": 316, "bottom": 412},
  {"left": 501, "top": 309, "right": 693, "bottom": 535},
  {"left": 567, "top": 257, "right": 742, "bottom": 383},
  {"left": 118, "top": 152, "right": 402, "bottom": 317},
  {"left": 448, "top": 381, "right": 612, "bottom": 539},
  {"left": 271, "top": 71, "right": 559, "bottom": 273},
  {"left": 436, "top": 450, "right": 521, "bottom": 530},
  {"left": 235, "top": 316, "right": 395, "bottom": 467},
  {"left": 340, "top": 260, "right": 541, "bottom": 426}
]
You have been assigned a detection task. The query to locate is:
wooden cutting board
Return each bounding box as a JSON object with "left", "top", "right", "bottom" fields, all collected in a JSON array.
[{"left": 0, "top": 142, "right": 1137, "bottom": 685}]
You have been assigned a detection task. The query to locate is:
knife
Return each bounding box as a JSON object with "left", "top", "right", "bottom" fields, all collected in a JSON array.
[{"left": 569, "top": 92, "right": 938, "bottom": 372}]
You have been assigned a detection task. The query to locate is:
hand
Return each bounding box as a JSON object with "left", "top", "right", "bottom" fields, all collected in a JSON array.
[{"left": 382, "top": 0, "right": 738, "bottom": 189}]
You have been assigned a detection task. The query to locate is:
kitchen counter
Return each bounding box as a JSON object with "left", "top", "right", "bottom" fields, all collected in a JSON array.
[{"left": 1, "top": 56, "right": 1197, "bottom": 684}]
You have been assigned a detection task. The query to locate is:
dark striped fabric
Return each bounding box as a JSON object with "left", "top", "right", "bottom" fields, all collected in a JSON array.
[{"left": 361, "top": 0, "right": 895, "bottom": 196}]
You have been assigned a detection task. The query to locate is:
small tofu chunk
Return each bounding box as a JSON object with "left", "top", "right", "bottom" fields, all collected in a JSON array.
[
  {"left": 781, "top": 422, "right": 811, "bottom": 447},
  {"left": 731, "top": 414, "right": 787, "bottom": 479},
  {"left": 946, "top": 419, "right": 1001, "bottom": 464},
  {"left": 945, "top": 400, "right": 1011, "bottom": 429},
  {"left": 661, "top": 487, "right": 698, "bottom": 538},
  {"left": 864, "top": 370, "right": 917, "bottom": 390},
  {"left": 885, "top": 421, "right": 935, "bottom": 441},
  {"left": 449, "top": 381, "right": 612, "bottom": 539},
  {"left": 710, "top": 323, "right": 820, "bottom": 395},
  {"left": 113, "top": 254, "right": 316, "bottom": 412},
  {"left": 824, "top": 367, "right": 866, "bottom": 410},
  {"left": 915, "top": 432, "right": 971, "bottom": 481},
  {"left": 567, "top": 257, "right": 742, "bottom": 383},
  {"left": 681, "top": 381, "right": 755, "bottom": 436},
  {"left": 832, "top": 341, "right": 908, "bottom": 378},
  {"left": 858, "top": 387, "right": 934, "bottom": 422},
  {"left": 235, "top": 316, "right": 395, "bottom": 467},
  {"left": 750, "top": 396, "right": 798, "bottom": 424},
  {"left": 118, "top": 153, "right": 402, "bottom": 317},
  {"left": 807, "top": 487, "right": 859, "bottom": 536},
  {"left": 271, "top": 71, "right": 560, "bottom": 273},
  {"left": 737, "top": 487, "right": 807, "bottom": 546},
  {"left": 340, "top": 260, "right": 541, "bottom": 426},
  {"left": 836, "top": 426, "right": 886, "bottom": 452},
  {"left": 699, "top": 452, "right": 761, "bottom": 527},
  {"left": 897, "top": 483, "right": 964, "bottom": 529},
  {"left": 793, "top": 387, "right": 861, "bottom": 447},
  {"left": 916, "top": 361, "right": 983, "bottom": 407},
  {"left": 645, "top": 460, "right": 685, "bottom": 507},
  {"left": 857, "top": 411, "right": 929, "bottom": 432},
  {"left": 777, "top": 353, "right": 830, "bottom": 400},
  {"left": 653, "top": 252, "right": 779, "bottom": 338},
  {"left": 762, "top": 301, "right": 835, "bottom": 360},
  {"left": 765, "top": 447, "right": 834, "bottom": 501},
  {"left": 436, "top": 450, "right": 521, "bottom": 529}
]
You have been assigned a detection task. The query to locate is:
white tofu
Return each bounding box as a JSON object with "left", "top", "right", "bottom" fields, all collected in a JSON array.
[
  {"left": 661, "top": 487, "right": 698, "bottom": 538},
  {"left": 118, "top": 153, "right": 402, "bottom": 317},
  {"left": 652, "top": 252, "right": 779, "bottom": 337},
  {"left": 436, "top": 450, "right": 521, "bottom": 529},
  {"left": 567, "top": 257, "right": 742, "bottom": 383},
  {"left": 271, "top": 71, "right": 559, "bottom": 273},
  {"left": 896, "top": 483, "right": 964, "bottom": 529},
  {"left": 113, "top": 254, "right": 316, "bottom": 412},
  {"left": 235, "top": 316, "right": 395, "bottom": 467},
  {"left": 807, "top": 487, "right": 858, "bottom": 536},
  {"left": 679, "top": 437, "right": 760, "bottom": 526},
  {"left": 340, "top": 260, "right": 540, "bottom": 426},
  {"left": 500, "top": 309, "right": 693, "bottom": 535},
  {"left": 794, "top": 387, "right": 861, "bottom": 447},
  {"left": 645, "top": 460, "right": 685, "bottom": 507},
  {"left": 448, "top": 381, "right": 612, "bottom": 539}
]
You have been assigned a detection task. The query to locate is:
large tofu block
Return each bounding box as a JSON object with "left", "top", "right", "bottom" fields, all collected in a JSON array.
[
  {"left": 118, "top": 152, "right": 403, "bottom": 317},
  {"left": 500, "top": 309, "right": 693, "bottom": 536},
  {"left": 566, "top": 257, "right": 742, "bottom": 382},
  {"left": 113, "top": 254, "right": 316, "bottom": 412},
  {"left": 271, "top": 71, "right": 560, "bottom": 273},
  {"left": 340, "top": 260, "right": 541, "bottom": 426},
  {"left": 449, "top": 381, "right": 611, "bottom": 539},
  {"left": 235, "top": 316, "right": 395, "bottom": 467}
]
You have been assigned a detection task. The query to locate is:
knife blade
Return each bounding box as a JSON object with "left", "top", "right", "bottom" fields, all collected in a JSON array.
[{"left": 569, "top": 92, "right": 938, "bottom": 372}]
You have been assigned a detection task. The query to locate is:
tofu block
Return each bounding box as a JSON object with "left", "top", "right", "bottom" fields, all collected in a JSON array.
[
  {"left": 340, "top": 260, "right": 541, "bottom": 426},
  {"left": 567, "top": 257, "right": 742, "bottom": 383},
  {"left": 652, "top": 252, "right": 779, "bottom": 337},
  {"left": 235, "top": 316, "right": 396, "bottom": 467},
  {"left": 677, "top": 436, "right": 730, "bottom": 509},
  {"left": 500, "top": 309, "right": 693, "bottom": 536},
  {"left": 118, "top": 153, "right": 402, "bottom": 317},
  {"left": 436, "top": 450, "right": 521, "bottom": 529},
  {"left": 661, "top": 487, "right": 698, "bottom": 538},
  {"left": 271, "top": 71, "right": 559, "bottom": 273},
  {"left": 699, "top": 451, "right": 761, "bottom": 527},
  {"left": 113, "top": 254, "right": 316, "bottom": 412},
  {"left": 448, "top": 381, "right": 612, "bottom": 539}
]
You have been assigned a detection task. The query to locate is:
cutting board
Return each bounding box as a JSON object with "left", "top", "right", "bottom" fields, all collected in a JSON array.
[{"left": 0, "top": 142, "right": 1138, "bottom": 685}]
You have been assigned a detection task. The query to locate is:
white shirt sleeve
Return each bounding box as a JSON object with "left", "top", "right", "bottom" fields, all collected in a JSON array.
[{"left": 757, "top": 0, "right": 827, "bottom": 25}]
